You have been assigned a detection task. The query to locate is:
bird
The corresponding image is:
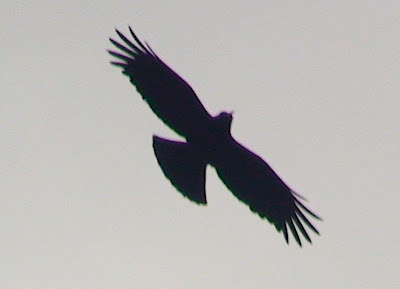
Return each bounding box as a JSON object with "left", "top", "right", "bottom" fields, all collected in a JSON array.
[{"left": 108, "top": 27, "right": 321, "bottom": 246}]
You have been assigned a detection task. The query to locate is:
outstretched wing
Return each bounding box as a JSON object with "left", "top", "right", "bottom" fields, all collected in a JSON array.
[
  {"left": 108, "top": 27, "right": 212, "bottom": 138},
  {"left": 214, "top": 139, "right": 321, "bottom": 246}
]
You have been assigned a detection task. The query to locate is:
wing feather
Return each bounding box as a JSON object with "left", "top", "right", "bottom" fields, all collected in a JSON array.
[
  {"left": 282, "top": 223, "right": 289, "bottom": 244},
  {"left": 292, "top": 213, "right": 311, "bottom": 243},
  {"left": 108, "top": 27, "right": 212, "bottom": 138}
]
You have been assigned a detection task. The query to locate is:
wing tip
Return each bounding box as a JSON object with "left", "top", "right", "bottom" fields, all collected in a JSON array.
[{"left": 278, "top": 191, "right": 322, "bottom": 247}]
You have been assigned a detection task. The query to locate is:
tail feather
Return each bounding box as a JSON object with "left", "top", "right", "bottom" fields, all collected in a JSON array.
[{"left": 152, "top": 135, "right": 207, "bottom": 204}]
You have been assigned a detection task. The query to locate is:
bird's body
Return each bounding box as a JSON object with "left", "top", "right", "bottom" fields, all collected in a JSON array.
[{"left": 108, "top": 27, "right": 321, "bottom": 246}]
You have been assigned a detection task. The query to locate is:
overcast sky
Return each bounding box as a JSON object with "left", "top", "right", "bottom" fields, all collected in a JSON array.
[{"left": 1, "top": 2, "right": 399, "bottom": 288}]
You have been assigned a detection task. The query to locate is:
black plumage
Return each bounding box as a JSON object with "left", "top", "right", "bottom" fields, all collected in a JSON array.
[{"left": 108, "top": 27, "right": 321, "bottom": 246}]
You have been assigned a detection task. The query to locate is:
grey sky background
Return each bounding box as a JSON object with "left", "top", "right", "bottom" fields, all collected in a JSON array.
[{"left": 1, "top": 2, "right": 399, "bottom": 288}]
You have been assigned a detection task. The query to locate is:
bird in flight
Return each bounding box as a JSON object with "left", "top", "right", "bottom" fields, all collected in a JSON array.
[{"left": 108, "top": 27, "right": 321, "bottom": 246}]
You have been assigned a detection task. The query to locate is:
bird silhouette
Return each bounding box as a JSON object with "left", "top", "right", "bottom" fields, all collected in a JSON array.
[{"left": 108, "top": 27, "right": 321, "bottom": 246}]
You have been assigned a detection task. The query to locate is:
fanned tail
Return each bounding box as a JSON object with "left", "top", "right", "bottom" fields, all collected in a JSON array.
[{"left": 152, "top": 136, "right": 207, "bottom": 204}]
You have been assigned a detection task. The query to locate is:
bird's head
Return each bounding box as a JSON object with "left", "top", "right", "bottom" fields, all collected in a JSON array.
[{"left": 214, "top": 111, "right": 233, "bottom": 136}]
